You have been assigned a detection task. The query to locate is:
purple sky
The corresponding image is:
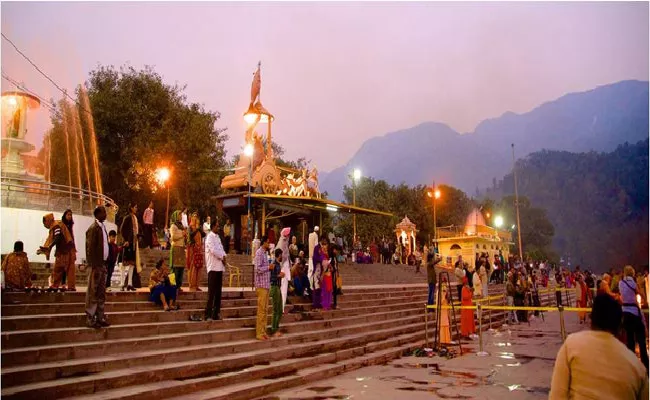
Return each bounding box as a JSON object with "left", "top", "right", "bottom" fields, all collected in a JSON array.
[{"left": 2, "top": 2, "right": 648, "bottom": 171}]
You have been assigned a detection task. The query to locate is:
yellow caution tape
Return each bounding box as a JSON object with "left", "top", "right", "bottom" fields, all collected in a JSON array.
[{"left": 426, "top": 304, "right": 649, "bottom": 313}]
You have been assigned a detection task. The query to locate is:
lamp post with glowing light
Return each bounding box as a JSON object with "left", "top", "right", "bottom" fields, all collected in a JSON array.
[
  {"left": 427, "top": 181, "right": 441, "bottom": 251},
  {"left": 155, "top": 167, "right": 171, "bottom": 229},
  {"left": 244, "top": 143, "right": 254, "bottom": 254},
  {"left": 352, "top": 168, "right": 362, "bottom": 244}
]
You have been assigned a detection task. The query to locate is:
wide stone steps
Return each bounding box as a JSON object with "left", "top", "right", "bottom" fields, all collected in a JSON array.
[
  {"left": 2, "top": 312, "right": 425, "bottom": 391},
  {"left": 0, "top": 284, "right": 514, "bottom": 399},
  {"left": 1, "top": 294, "right": 429, "bottom": 367},
  {"left": 1, "top": 299, "right": 428, "bottom": 367}
]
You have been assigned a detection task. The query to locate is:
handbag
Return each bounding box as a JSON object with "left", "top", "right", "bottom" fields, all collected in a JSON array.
[{"left": 168, "top": 271, "right": 176, "bottom": 287}]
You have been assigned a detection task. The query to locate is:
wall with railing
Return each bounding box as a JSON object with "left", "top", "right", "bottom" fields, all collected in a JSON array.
[{"left": 1, "top": 176, "right": 118, "bottom": 222}]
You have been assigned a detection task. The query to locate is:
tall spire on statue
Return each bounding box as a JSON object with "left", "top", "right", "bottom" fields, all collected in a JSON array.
[{"left": 250, "top": 61, "right": 261, "bottom": 104}]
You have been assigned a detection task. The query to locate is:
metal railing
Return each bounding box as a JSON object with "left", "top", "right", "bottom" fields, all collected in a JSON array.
[{"left": 0, "top": 175, "right": 118, "bottom": 223}]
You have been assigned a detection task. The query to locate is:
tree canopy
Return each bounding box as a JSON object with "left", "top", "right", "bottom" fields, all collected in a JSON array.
[{"left": 40, "top": 65, "right": 229, "bottom": 226}]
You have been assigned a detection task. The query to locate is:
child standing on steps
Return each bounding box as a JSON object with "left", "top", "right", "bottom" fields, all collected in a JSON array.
[{"left": 270, "top": 248, "right": 285, "bottom": 338}]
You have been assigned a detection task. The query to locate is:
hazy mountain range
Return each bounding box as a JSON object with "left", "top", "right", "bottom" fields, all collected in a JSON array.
[{"left": 320, "top": 80, "right": 649, "bottom": 200}]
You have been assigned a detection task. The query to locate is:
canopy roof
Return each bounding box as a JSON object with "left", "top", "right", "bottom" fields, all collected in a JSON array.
[{"left": 246, "top": 193, "right": 393, "bottom": 217}]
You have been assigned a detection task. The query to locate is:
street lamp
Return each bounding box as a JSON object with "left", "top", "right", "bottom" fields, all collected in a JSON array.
[
  {"left": 352, "top": 168, "right": 361, "bottom": 244},
  {"left": 244, "top": 143, "right": 254, "bottom": 255},
  {"left": 155, "top": 167, "right": 171, "bottom": 229},
  {"left": 427, "top": 182, "right": 441, "bottom": 251},
  {"left": 494, "top": 215, "right": 504, "bottom": 228}
]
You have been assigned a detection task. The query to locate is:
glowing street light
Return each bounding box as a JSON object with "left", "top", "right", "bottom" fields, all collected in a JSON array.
[
  {"left": 494, "top": 215, "right": 504, "bottom": 228},
  {"left": 428, "top": 182, "right": 442, "bottom": 249},
  {"left": 243, "top": 143, "right": 254, "bottom": 157},
  {"left": 155, "top": 167, "right": 172, "bottom": 229},
  {"left": 155, "top": 167, "right": 170, "bottom": 185},
  {"left": 353, "top": 168, "right": 362, "bottom": 182}
]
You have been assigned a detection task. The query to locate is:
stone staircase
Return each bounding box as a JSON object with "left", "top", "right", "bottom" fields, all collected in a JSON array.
[{"left": 0, "top": 283, "right": 516, "bottom": 399}]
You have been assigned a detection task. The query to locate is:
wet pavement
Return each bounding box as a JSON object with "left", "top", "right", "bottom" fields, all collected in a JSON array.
[{"left": 263, "top": 312, "right": 588, "bottom": 399}]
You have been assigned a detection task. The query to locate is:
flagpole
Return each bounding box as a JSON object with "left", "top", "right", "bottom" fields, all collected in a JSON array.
[{"left": 511, "top": 143, "right": 523, "bottom": 263}]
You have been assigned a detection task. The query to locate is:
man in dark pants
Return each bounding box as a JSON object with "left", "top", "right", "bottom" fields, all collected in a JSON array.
[
  {"left": 204, "top": 220, "right": 226, "bottom": 321},
  {"left": 85, "top": 206, "right": 110, "bottom": 328}
]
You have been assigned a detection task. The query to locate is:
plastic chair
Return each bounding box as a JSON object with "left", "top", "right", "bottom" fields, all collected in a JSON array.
[{"left": 227, "top": 263, "right": 241, "bottom": 287}]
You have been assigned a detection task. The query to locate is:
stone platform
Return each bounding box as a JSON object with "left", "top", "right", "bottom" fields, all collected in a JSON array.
[
  {"left": 1, "top": 283, "right": 513, "bottom": 399},
  {"left": 26, "top": 249, "right": 434, "bottom": 289}
]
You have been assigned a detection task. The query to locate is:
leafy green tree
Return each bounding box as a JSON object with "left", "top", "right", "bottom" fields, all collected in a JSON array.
[{"left": 84, "top": 65, "right": 228, "bottom": 225}]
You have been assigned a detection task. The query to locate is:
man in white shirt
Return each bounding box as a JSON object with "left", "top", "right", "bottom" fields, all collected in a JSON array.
[
  {"left": 204, "top": 220, "right": 226, "bottom": 321},
  {"left": 550, "top": 294, "right": 648, "bottom": 399},
  {"left": 85, "top": 206, "right": 110, "bottom": 329}
]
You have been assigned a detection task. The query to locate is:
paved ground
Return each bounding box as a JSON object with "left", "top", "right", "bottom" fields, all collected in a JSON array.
[{"left": 263, "top": 311, "right": 587, "bottom": 400}]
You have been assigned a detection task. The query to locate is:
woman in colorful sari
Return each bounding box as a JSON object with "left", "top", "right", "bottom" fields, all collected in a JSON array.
[
  {"left": 169, "top": 210, "right": 186, "bottom": 292},
  {"left": 460, "top": 277, "right": 476, "bottom": 339},
  {"left": 186, "top": 213, "right": 205, "bottom": 292}
]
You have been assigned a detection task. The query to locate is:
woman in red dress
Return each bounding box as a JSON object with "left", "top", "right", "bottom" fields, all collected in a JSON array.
[{"left": 460, "top": 277, "right": 476, "bottom": 338}]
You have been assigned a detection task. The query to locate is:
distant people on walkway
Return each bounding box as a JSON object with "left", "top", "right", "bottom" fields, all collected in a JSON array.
[
  {"left": 254, "top": 236, "right": 271, "bottom": 340},
  {"left": 311, "top": 237, "right": 327, "bottom": 311},
  {"left": 427, "top": 253, "right": 441, "bottom": 309},
  {"left": 505, "top": 272, "right": 518, "bottom": 325},
  {"left": 2, "top": 241, "right": 32, "bottom": 291},
  {"left": 308, "top": 226, "right": 319, "bottom": 292},
  {"left": 169, "top": 210, "right": 186, "bottom": 292},
  {"left": 119, "top": 203, "right": 141, "bottom": 291},
  {"left": 223, "top": 218, "right": 234, "bottom": 254},
  {"left": 550, "top": 294, "right": 648, "bottom": 399},
  {"left": 148, "top": 259, "right": 177, "bottom": 311},
  {"left": 37, "top": 212, "right": 76, "bottom": 290},
  {"left": 269, "top": 248, "right": 285, "bottom": 337},
  {"left": 291, "top": 251, "right": 310, "bottom": 297},
  {"left": 321, "top": 251, "right": 333, "bottom": 311},
  {"left": 619, "top": 265, "right": 649, "bottom": 370},
  {"left": 204, "top": 220, "right": 226, "bottom": 321},
  {"left": 289, "top": 235, "right": 299, "bottom": 263},
  {"left": 460, "top": 277, "right": 476, "bottom": 338},
  {"left": 186, "top": 213, "right": 205, "bottom": 292},
  {"left": 85, "top": 206, "right": 110, "bottom": 328},
  {"left": 454, "top": 256, "right": 465, "bottom": 301},
  {"left": 142, "top": 201, "right": 155, "bottom": 249},
  {"left": 105, "top": 230, "right": 119, "bottom": 289}
]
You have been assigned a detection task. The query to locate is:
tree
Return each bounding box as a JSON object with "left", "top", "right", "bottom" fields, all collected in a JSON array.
[
  {"left": 336, "top": 178, "right": 473, "bottom": 246},
  {"left": 83, "top": 65, "right": 228, "bottom": 225}
]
